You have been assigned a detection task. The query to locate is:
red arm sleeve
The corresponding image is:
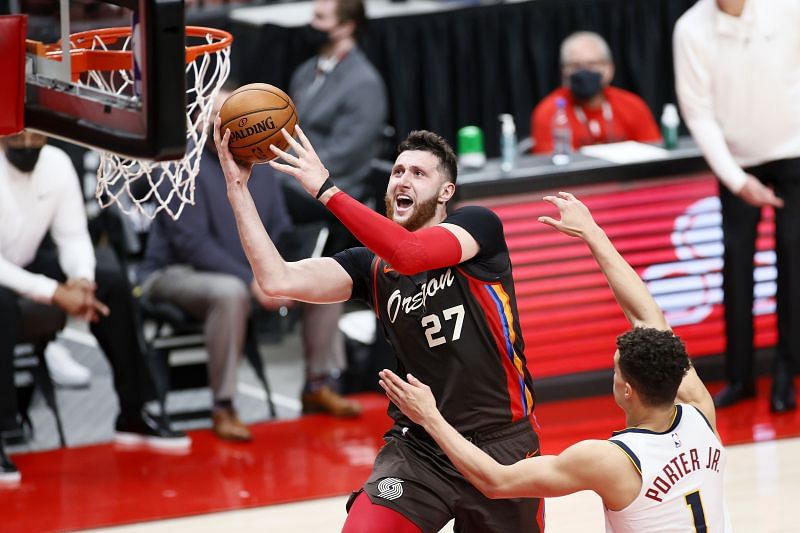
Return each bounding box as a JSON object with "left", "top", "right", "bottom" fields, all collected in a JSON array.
[{"left": 325, "top": 191, "right": 462, "bottom": 275}]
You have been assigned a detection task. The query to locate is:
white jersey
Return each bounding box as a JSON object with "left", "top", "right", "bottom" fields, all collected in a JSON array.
[{"left": 605, "top": 404, "right": 732, "bottom": 532}]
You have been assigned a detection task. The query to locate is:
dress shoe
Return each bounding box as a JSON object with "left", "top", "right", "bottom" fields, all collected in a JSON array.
[
  {"left": 770, "top": 381, "right": 797, "bottom": 413},
  {"left": 713, "top": 383, "right": 756, "bottom": 408},
  {"left": 212, "top": 408, "right": 252, "bottom": 441},
  {"left": 45, "top": 342, "right": 91, "bottom": 388},
  {"left": 302, "top": 385, "right": 363, "bottom": 417}
]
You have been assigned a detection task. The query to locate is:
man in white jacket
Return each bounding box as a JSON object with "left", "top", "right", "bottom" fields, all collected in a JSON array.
[
  {"left": 673, "top": 0, "right": 800, "bottom": 412},
  {"left": 0, "top": 131, "right": 189, "bottom": 484}
]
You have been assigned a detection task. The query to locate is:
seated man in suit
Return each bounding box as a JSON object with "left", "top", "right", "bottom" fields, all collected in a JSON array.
[
  {"left": 138, "top": 89, "right": 362, "bottom": 442},
  {"left": 0, "top": 131, "right": 189, "bottom": 484},
  {"left": 280, "top": 0, "right": 387, "bottom": 410},
  {"left": 530, "top": 31, "right": 661, "bottom": 154}
]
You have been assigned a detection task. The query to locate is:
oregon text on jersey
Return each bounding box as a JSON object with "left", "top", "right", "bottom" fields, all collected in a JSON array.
[{"left": 386, "top": 268, "right": 455, "bottom": 323}]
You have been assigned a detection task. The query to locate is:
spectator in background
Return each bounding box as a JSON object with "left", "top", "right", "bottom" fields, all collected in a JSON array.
[
  {"left": 282, "top": 0, "right": 387, "bottom": 413},
  {"left": 290, "top": 0, "right": 387, "bottom": 207},
  {"left": 674, "top": 0, "right": 800, "bottom": 412},
  {"left": 0, "top": 131, "right": 189, "bottom": 483},
  {"left": 138, "top": 90, "right": 289, "bottom": 441},
  {"left": 139, "top": 89, "right": 362, "bottom": 438},
  {"left": 530, "top": 31, "right": 661, "bottom": 154}
]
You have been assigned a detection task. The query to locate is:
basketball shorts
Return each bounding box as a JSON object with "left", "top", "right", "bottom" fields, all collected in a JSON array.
[{"left": 346, "top": 416, "right": 544, "bottom": 533}]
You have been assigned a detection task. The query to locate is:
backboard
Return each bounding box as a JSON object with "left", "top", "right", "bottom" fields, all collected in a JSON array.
[{"left": 9, "top": 0, "right": 186, "bottom": 160}]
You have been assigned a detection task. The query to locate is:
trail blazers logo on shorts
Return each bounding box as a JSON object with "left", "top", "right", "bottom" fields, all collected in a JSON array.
[{"left": 377, "top": 477, "right": 404, "bottom": 500}]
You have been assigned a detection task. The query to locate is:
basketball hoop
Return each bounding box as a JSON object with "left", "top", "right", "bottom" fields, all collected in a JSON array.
[{"left": 37, "top": 26, "right": 233, "bottom": 220}]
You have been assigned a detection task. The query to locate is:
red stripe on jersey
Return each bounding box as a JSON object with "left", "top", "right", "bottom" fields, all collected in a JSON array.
[{"left": 463, "top": 273, "right": 529, "bottom": 420}]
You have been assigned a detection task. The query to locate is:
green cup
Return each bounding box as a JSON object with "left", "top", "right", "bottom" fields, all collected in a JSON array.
[{"left": 457, "top": 126, "right": 486, "bottom": 168}]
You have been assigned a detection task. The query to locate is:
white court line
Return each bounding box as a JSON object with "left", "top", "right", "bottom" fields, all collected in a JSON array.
[
  {"left": 62, "top": 325, "right": 302, "bottom": 412},
  {"left": 238, "top": 383, "right": 302, "bottom": 412}
]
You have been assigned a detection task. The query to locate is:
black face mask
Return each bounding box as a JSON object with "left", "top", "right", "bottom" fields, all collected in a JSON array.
[
  {"left": 5, "top": 147, "right": 42, "bottom": 173},
  {"left": 300, "top": 24, "right": 330, "bottom": 53},
  {"left": 569, "top": 69, "right": 604, "bottom": 101}
]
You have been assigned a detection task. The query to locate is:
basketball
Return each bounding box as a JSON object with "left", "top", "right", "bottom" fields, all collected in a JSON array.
[{"left": 218, "top": 83, "right": 298, "bottom": 165}]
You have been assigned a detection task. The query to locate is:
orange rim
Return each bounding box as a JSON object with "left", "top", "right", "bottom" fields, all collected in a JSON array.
[
  {"left": 32, "top": 26, "right": 232, "bottom": 75},
  {"left": 184, "top": 26, "right": 233, "bottom": 63}
]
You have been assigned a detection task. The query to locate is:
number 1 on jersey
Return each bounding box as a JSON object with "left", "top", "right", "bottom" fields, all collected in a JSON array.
[
  {"left": 684, "top": 490, "right": 707, "bottom": 533},
  {"left": 422, "top": 305, "right": 465, "bottom": 348}
]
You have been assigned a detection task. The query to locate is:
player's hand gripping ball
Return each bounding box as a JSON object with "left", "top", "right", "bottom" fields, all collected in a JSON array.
[{"left": 218, "top": 83, "right": 298, "bottom": 165}]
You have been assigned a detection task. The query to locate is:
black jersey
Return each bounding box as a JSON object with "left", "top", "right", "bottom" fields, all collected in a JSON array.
[{"left": 334, "top": 206, "right": 535, "bottom": 434}]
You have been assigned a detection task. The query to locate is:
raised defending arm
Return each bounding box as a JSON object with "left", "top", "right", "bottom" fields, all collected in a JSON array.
[{"left": 539, "top": 192, "right": 716, "bottom": 430}]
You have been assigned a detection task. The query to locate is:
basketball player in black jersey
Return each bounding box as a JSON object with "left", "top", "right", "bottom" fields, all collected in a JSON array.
[
  {"left": 215, "top": 119, "right": 543, "bottom": 532},
  {"left": 379, "top": 193, "right": 728, "bottom": 532}
]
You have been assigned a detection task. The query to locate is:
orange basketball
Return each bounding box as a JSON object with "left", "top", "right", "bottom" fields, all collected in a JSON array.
[{"left": 218, "top": 83, "right": 298, "bottom": 165}]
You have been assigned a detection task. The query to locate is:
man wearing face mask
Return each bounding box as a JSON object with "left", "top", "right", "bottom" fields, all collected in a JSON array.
[
  {"left": 282, "top": 0, "right": 387, "bottom": 414},
  {"left": 0, "top": 131, "right": 189, "bottom": 483},
  {"left": 290, "top": 0, "right": 386, "bottom": 204},
  {"left": 530, "top": 31, "right": 661, "bottom": 154}
]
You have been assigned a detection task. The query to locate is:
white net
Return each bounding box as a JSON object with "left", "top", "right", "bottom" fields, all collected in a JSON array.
[{"left": 85, "top": 28, "right": 231, "bottom": 220}]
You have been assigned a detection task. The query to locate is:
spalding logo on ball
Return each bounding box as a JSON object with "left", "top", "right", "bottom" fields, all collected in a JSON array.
[{"left": 219, "top": 83, "right": 298, "bottom": 164}]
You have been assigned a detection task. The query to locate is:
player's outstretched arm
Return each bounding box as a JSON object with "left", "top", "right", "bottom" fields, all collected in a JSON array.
[
  {"left": 539, "top": 192, "right": 715, "bottom": 429},
  {"left": 216, "top": 117, "right": 353, "bottom": 304},
  {"left": 268, "top": 127, "right": 473, "bottom": 275},
  {"left": 378, "top": 369, "right": 631, "bottom": 506},
  {"left": 538, "top": 192, "right": 668, "bottom": 330}
]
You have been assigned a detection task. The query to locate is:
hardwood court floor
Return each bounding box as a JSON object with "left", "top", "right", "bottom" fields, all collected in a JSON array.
[
  {"left": 6, "top": 378, "right": 800, "bottom": 532},
  {"left": 85, "top": 437, "right": 800, "bottom": 533}
]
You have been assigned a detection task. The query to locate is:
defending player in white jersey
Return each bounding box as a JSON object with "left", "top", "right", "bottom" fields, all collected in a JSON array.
[{"left": 379, "top": 192, "right": 732, "bottom": 532}]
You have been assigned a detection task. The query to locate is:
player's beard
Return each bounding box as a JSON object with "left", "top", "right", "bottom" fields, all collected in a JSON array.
[{"left": 385, "top": 193, "right": 440, "bottom": 232}]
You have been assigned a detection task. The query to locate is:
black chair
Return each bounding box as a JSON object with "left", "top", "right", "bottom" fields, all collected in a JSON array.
[
  {"left": 138, "top": 298, "right": 278, "bottom": 422},
  {"left": 132, "top": 220, "right": 328, "bottom": 424},
  {"left": 87, "top": 205, "right": 275, "bottom": 422},
  {"left": 12, "top": 302, "right": 68, "bottom": 447}
]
